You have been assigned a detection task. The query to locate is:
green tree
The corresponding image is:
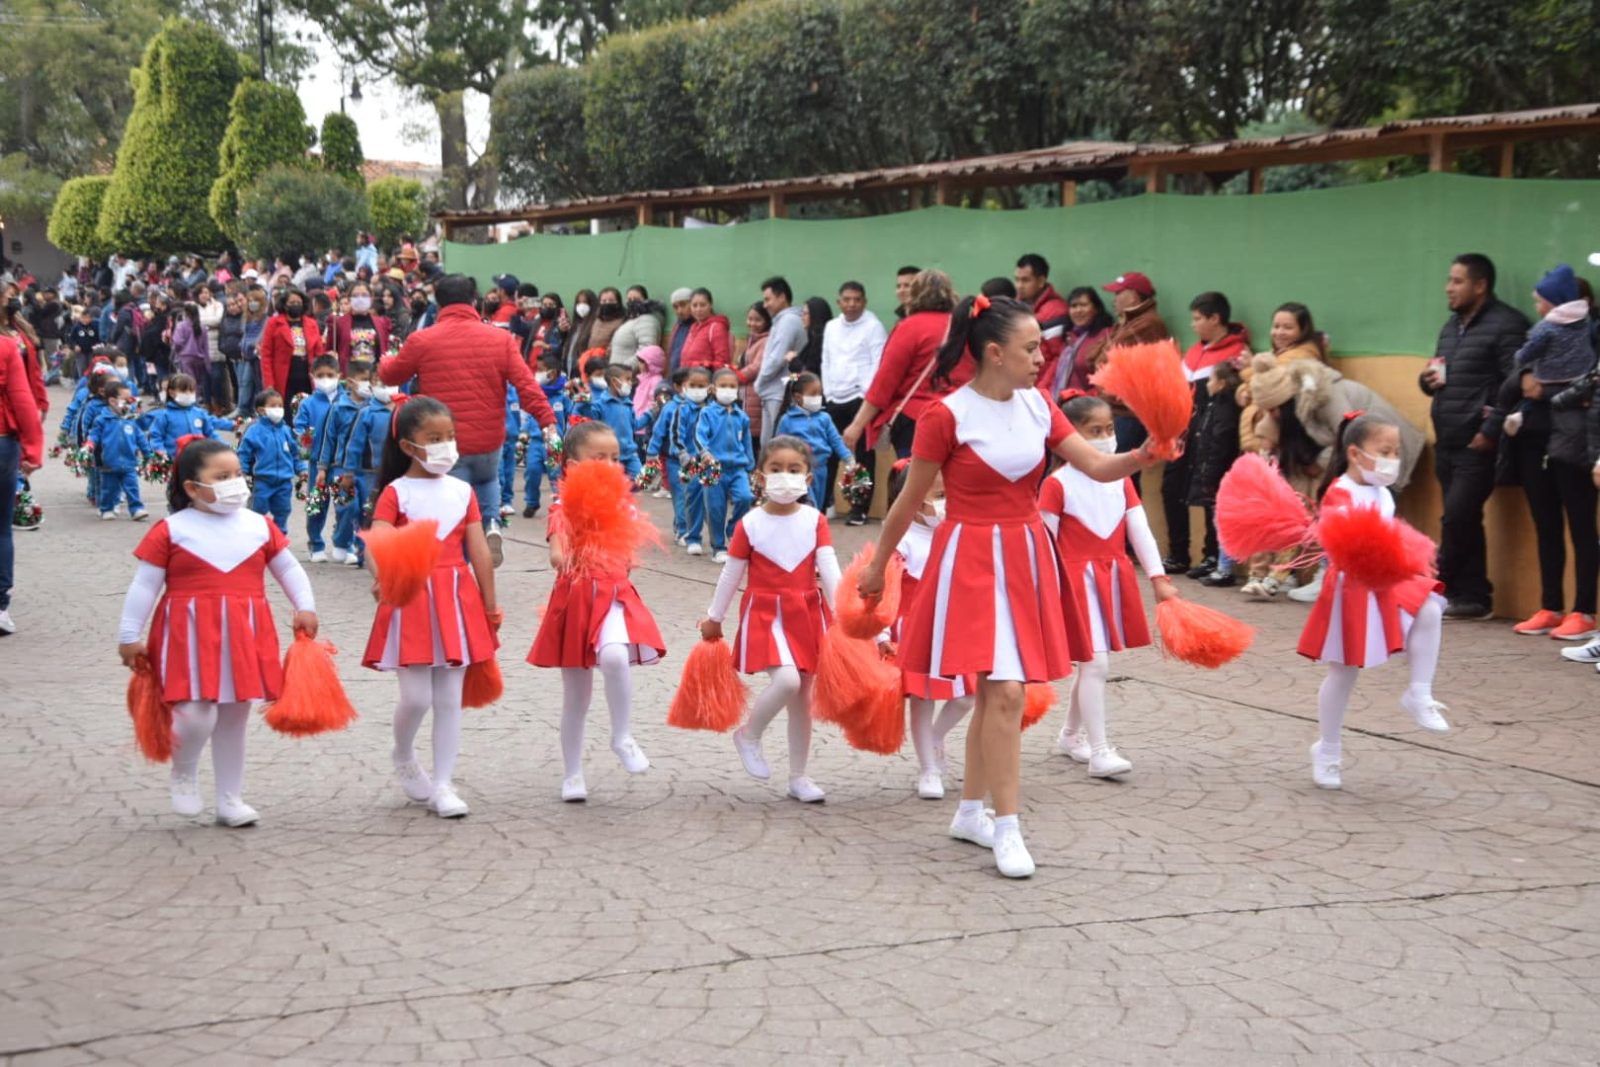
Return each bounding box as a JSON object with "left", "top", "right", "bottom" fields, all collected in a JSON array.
[
  {"left": 534, "top": 0, "right": 738, "bottom": 62},
  {"left": 236, "top": 165, "right": 371, "bottom": 266},
  {"left": 490, "top": 65, "right": 595, "bottom": 202},
  {"left": 367, "top": 176, "right": 429, "bottom": 250},
  {"left": 46, "top": 176, "right": 114, "bottom": 259},
  {"left": 320, "top": 112, "right": 365, "bottom": 186},
  {"left": 0, "top": 154, "right": 63, "bottom": 226},
  {"left": 583, "top": 23, "right": 710, "bottom": 194},
  {"left": 98, "top": 18, "right": 241, "bottom": 255},
  {"left": 209, "top": 80, "right": 315, "bottom": 244}
]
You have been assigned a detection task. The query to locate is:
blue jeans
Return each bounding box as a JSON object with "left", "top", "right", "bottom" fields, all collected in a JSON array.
[
  {"left": 305, "top": 465, "right": 330, "bottom": 551},
  {"left": 332, "top": 474, "right": 365, "bottom": 551},
  {"left": 449, "top": 449, "right": 500, "bottom": 532},
  {"left": 0, "top": 436, "right": 17, "bottom": 611},
  {"left": 233, "top": 360, "right": 260, "bottom": 415},
  {"left": 702, "top": 467, "right": 753, "bottom": 552},
  {"left": 97, "top": 467, "right": 144, "bottom": 515},
  {"left": 524, "top": 438, "right": 551, "bottom": 510},
  {"left": 252, "top": 476, "right": 292, "bottom": 533}
]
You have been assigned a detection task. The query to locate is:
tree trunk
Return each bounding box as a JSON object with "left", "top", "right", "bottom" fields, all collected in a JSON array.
[{"left": 435, "top": 90, "right": 470, "bottom": 212}]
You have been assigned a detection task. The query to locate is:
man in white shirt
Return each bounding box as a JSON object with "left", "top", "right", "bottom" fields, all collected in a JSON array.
[{"left": 819, "top": 280, "right": 887, "bottom": 525}]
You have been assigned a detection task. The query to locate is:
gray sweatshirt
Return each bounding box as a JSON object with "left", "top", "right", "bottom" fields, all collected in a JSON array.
[{"left": 757, "top": 305, "right": 804, "bottom": 403}]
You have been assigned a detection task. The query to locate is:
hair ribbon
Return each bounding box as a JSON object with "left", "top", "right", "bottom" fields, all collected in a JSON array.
[{"left": 969, "top": 293, "right": 991, "bottom": 320}]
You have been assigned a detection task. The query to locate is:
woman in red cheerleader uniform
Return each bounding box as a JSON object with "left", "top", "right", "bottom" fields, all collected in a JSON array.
[
  {"left": 118, "top": 437, "right": 319, "bottom": 827},
  {"left": 1300, "top": 412, "right": 1449, "bottom": 791},
  {"left": 700, "top": 435, "right": 842, "bottom": 803},
  {"left": 858, "top": 295, "right": 1161, "bottom": 878},
  {"left": 1039, "top": 392, "right": 1179, "bottom": 782},
  {"left": 362, "top": 396, "right": 499, "bottom": 819},
  {"left": 529, "top": 421, "right": 665, "bottom": 802}
]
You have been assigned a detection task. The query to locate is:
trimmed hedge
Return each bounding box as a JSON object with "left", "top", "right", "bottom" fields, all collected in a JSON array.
[
  {"left": 47, "top": 176, "right": 114, "bottom": 260},
  {"left": 490, "top": 65, "right": 593, "bottom": 203},
  {"left": 320, "top": 112, "right": 365, "bottom": 186},
  {"left": 368, "top": 176, "right": 428, "bottom": 251},
  {"left": 210, "top": 80, "right": 315, "bottom": 244},
  {"left": 237, "top": 165, "right": 371, "bottom": 266},
  {"left": 581, "top": 23, "right": 711, "bottom": 195}
]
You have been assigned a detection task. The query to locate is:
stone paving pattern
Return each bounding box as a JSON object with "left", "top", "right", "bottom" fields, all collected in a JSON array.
[{"left": 2, "top": 445, "right": 1597, "bottom": 1065}]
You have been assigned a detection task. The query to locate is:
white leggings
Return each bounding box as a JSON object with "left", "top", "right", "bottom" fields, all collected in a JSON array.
[
  {"left": 747, "top": 666, "right": 814, "bottom": 778},
  {"left": 171, "top": 701, "right": 251, "bottom": 799},
  {"left": 394, "top": 665, "right": 466, "bottom": 788},
  {"left": 1317, "top": 596, "right": 1443, "bottom": 751},
  {"left": 909, "top": 696, "right": 974, "bottom": 773},
  {"left": 1065, "top": 652, "right": 1113, "bottom": 749},
  {"left": 560, "top": 643, "right": 635, "bottom": 777}
]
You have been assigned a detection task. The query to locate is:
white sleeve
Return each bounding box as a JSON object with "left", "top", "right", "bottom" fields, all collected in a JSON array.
[
  {"left": 816, "top": 546, "right": 842, "bottom": 609},
  {"left": 268, "top": 548, "right": 317, "bottom": 612},
  {"left": 706, "top": 557, "right": 748, "bottom": 623},
  {"left": 1125, "top": 506, "right": 1165, "bottom": 578},
  {"left": 118, "top": 563, "right": 167, "bottom": 644}
]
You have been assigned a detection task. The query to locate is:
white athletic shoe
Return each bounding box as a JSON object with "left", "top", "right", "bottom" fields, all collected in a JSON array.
[
  {"left": 1087, "top": 746, "right": 1133, "bottom": 778},
  {"left": 1560, "top": 637, "right": 1600, "bottom": 664},
  {"left": 328, "top": 547, "right": 348, "bottom": 563},
  {"left": 733, "top": 725, "right": 770, "bottom": 780},
  {"left": 653, "top": 489, "right": 671, "bottom": 499},
  {"left": 1400, "top": 690, "right": 1451, "bottom": 733},
  {"left": 309, "top": 550, "right": 328, "bottom": 563},
  {"left": 428, "top": 784, "right": 469, "bottom": 818},
  {"left": 498, "top": 504, "right": 514, "bottom": 518},
  {"left": 613, "top": 736, "right": 651, "bottom": 774},
  {"left": 343, "top": 553, "right": 362, "bottom": 566},
  {"left": 1056, "top": 727, "right": 1092, "bottom": 763},
  {"left": 1239, "top": 578, "right": 1263, "bottom": 597},
  {"left": 1309, "top": 741, "right": 1342, "bottom": 790},
  {"left": 99, "top": 511, "right": 117, "bottom": 521},
  {"left": 685, "top": 542, "right": 704, "bottom": 556},
  {"left": 948, "top": 806, "right": 996, "bottom": 848},
  {"left": 130, "top": 510, "right": 149, "bottom": 522},
  {"left": 992, "top": 828, "right": 1036, "bottom": 878},
  {"left": 787, "top": 776, "right": 826, "bottom": 803},
  {"left": 712, "top": 550, "right": 728, "bottom": 564},
  {"left": 0, "top": 609, "right": 14, "bottom": 636},
  {"left": 916, "top": 769, "right": 945, "bottom": 799},
  {"left": 215, "top": 794, "right": 259, "bottom": 827},
  {"left": 675, "top": 535, "right": 688, "bottom": 547},
  {"left": 394, "top": 759, "right": 433, "bottom": 802},
  {"left": 486, "top": 525, "right": 504, "bottom": 568},
  {"left": 169, "top": 772, "right": 202, "bottom": 816},
  {"left": 1288, "top": 570, "right": 1325, "bottom": 602},
  {"left": 561, "top": 774, "right": 588, "bottom": 802}
]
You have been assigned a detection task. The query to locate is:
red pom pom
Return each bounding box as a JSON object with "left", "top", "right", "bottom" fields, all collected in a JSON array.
[
  {"left": 1315, "top": 505, "right": 1416, "bottom": 591},
  {"left": 553, "top": 459, "right": 662, "bottom": 577},
  {"left": 667, "top": 640, "right": 747, "bottom": 732},
  {"left": 1396, "top": 519, "right": 1438, "bottom": 576},
  {"left": 126, "top": 656, "right": 172, "bottom": 762},
  {"left": 1215, "top": 454, "right": 1313, "bottom": 558},
  {"left": 834, "top": 544, "right": 903, "bottom": 640},
  {"left": 1021, "top": 683, "right": 1056, "bottom": 730},
  {"left": 363, "top": 519, "right": 441, "bottom": 606},
  {"left": 1089, "top": 340, "right": 1192, "bottom": 459},
  {"left": 261, "top": 635, "right": 358, "bottom": 736},
  {"left": 462, "top": 657, "right": 504, "bottom": 709},
  {"left": 1156, "top": 598, "right": 1255, "bottom": 669},
  {"left": 813, "top": 626, "right": 901, "bottom": 733},
  {"left": 840, "top": 674, "right": 906, "bottom": 755}
]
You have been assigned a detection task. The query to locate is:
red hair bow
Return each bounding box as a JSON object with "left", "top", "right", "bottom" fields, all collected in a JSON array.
[
  {"left": 1341, "top": 409, "right": 1366, "bottom": 423},
  {"left": 969, "top": 293, "right": 991, "bottom": 319},
  {"left": 174, "top": 434, "right": 205, "bottom": 457},
  {"left": 389, "top": 393, "right": 411, "bottom": 437},
  {"left": 1058, "top": 388, "right": 1091, "bottom": 403}
]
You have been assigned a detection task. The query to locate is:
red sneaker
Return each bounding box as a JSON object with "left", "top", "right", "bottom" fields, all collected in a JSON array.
[
  {"left": 1550, "top": 612, "right": 1598, "bottom": 641},
  {"left": 1512, "top": 609, "right": 1563, "bottom": 635}
]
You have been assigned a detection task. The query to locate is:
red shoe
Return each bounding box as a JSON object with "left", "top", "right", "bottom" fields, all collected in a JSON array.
[
  {"left": 1550, "top": 612, "right": 1598, "bottom": 641},
  {"left": 1512, "top": 609, "right": 1563, "bottom": 635}
]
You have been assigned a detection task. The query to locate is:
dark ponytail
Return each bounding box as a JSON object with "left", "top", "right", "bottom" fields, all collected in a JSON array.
[
  {"left": 779, "top": 371, "right": 821, "bottom": 418},
  {"left": 376, "top": 395, "right": 451, "bottom": 495},
  {"left": 168, "top": 438, "right": 233, "bottom": 513},
  {"left": 932, "top": 295, "right": 1035, "bottom": 387},
  {"left": 1316, "top": 411, "right": 1396, "bottom": 501}
]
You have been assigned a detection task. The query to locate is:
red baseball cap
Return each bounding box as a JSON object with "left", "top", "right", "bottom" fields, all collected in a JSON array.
[{"left": 1103, "top": 271, "right": 1155, "bottom": 297}]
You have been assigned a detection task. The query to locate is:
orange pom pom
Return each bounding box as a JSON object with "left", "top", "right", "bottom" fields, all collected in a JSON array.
[
  {"left": 126, "top": 656, "right": 172, "bottom": 762},
  {"left": 554, "top": 459, "right": 662, "bottom": 577},
  {"left": 1156, "top": 597, "right": 1255, "bottom": 669},
  {"left": 814, "top": 626, "right": 886, "bottom": 724},
  {"left": 840, "top": 676, "right": 906, "bottom": 755},
  {"left": 834, "top": 544, "right": 903, "bottom": 640},
  {"left": 1021, "top": 682, "right": 1056, "bottom": 730},
  {"left": 667, "top": 640, "right": 747, "bottom": 732},
  {"left": 363, "top": 519, "right": 441, "bottom": 606},
  {"left": 262, "top": 635, "right": 359, "bottom": 736},
  {"left": 1090, "top": 340, "right": 1192, "bottom": 458},
  {"left": 1215, "top": 454, "right": 1313, "bottom": 558},
  {"left": 1315, "top": 505, "right": 1415, "bottom": 591},
  {"left": 462, "top": 657, "right": 504, "bottom": 708}
]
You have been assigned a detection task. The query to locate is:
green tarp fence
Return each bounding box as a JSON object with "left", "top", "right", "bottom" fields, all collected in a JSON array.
[{"left": 443, "top": 173, "right": 1600, "bottom": 356}]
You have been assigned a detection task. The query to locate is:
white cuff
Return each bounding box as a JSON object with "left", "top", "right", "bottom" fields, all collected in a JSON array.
[{"left": 816, "top": 546, "right": 842, "bottom": 609}]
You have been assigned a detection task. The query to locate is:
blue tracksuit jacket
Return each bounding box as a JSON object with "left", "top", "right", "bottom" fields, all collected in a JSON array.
[{"left": 140, "top": 402, "right": 231, "bottom": 456}]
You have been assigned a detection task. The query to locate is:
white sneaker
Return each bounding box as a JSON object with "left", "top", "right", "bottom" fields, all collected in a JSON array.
[
  {"left": 0, "top": 609, "right": 14, "bottom": 636},
  {"left": 170, "top": 772, "right": 202, "bottom": 816},
  {"left": 309, "top": 550, "right": 328, "bottom": 563},
  {"left": 992, "top": 828, "right": 1036, "bottom": 878},
  {"left": 733, "top": 725, "right": 770, "bottom": 780},
  {"left": 343, "top": 552, "right": 362, "bottom": 566},
  {"left": 685, "top": 542, "right": 704, "bottom": 556},
  {"left": 486, "top": 525, "right": 504, "bottom": 568},
  {"left": 1056, "top": 727, "right": 1092, "bottom": 763},
  {"left": 215, "top": 793, "right": 259, "bottom": 827},
  {"left": 613, "top": 736, "right": 651, "bottom": 774},
  {"left": 498, "top": 504, "right": 514, "bottom": 518},
  {"left": 917, "top": 769, "right": 945, "bottom": 799},
  {"left": 1560, "top": 637, "right": 1600, "bottom": 664},
  {"left": 99, "top": 511, "right": 117, "bottom": 521},
  {"left": 428, "top": 784, "right": 469, "bottom": 818},
  {"left": 1258, "top": 576, "right": 1283, "bottom": 599},
  {"left": 948, "top": 806, "right": 996, "bottom": 848},
  {"left": 1400, "top": 690, "right": 1451, "bottom": 733},
  {"left": 712, "top": 550, "right": 728, "bottom": 563},
  {"left": 787, "top": 776, "right": 825, "bottom": 803},
  {"left": 328, "top": 546, "right": 348, "bottom": 563},
  {"left": 675, "top": 535, "right": 688, "bottom": 547},
  {"left": 561, "top": 773, "right": 588, "bottom": 802},
  {"left": 130, "top": 510, "right": 149, "bottom": 522},
  {"left": 1309, "top": 741, "right": 1342, "bottom": 789},
  {"left": 653, "top": 489, "right": 671, "bottom": 499},
  {"left": 394, "top": 758, "right": 432, "bottom": 802},
  {"left": 1239, "top": 578, "right": 1263, "bottom": 597},
  {"left": 1087, "top": 746, "right": 1132, "bottom": 778},
  {"left": 1288, "top": 571, "right": 1325, "bottom": 602}
]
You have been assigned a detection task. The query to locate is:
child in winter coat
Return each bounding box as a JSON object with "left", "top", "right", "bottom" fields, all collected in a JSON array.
[
  {"left": 140, "top": 373, "right": 232, "bottom": 455},
  {"left": 581, "top": 364, "right": 649, "bottom": 477},
  {"left": 695, "top": 367, "right": 754, "bottom": 561},
  {"left": 87, "top": 380, "right": 158, "bottom": 520},
  {"left": 237, "top": 388, "right": 307, "bottom": 534},
  {"left": 774, "top": 372, "right": 852, "bottom": 510}
]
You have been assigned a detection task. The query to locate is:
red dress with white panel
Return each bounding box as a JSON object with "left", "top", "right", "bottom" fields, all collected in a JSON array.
[
  {"left": 133, "top": 508, "right": 291, "bottom": 703},
  {"left": 361, "top": 476, "right": 498, "bottom": 670},
  {"left": 899, "top": 385, "right": 1076, "bottom": 690},
  {"left": 527, "top": 502, "right": 666, "bottom": 669},
  {"left": 1298, "top": 475, "right": 1443, "bottom": 667},
  {"left": 727, "top": 505, "right": 833, "bottom": 674},
  {"left": 1038, "top": 466, "right": 1153, "bottom": 663},
  {"left": 892, "top": 521, "right": 975, "bottom": 699}
]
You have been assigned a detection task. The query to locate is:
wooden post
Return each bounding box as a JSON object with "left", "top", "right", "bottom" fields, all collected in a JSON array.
[
  {"left": 1144, "top": 168, "right": 1162, "bottom": 195},
  {"left": 439, "top": 218, "right": 454, "bottom": 243},
  {"left": 935, "top": 178, "right": 953, "bottom": 207},
  {"left": 1060, "top": 180, "right": 1078, "bottom": 207},
  {"left": 1498, "top": 141, "right": 1516, "bottom": 178},
  {"left": 1427, "top": 132, "right": 1451, "bottom": 172},
  {"left": 1248, "top": 166, "right": 1264, "bottom": 195},
  {"left": 635, "top": 202, "right": 650, "bottom": 228},
  {"left": 768, "top": 192, "right": 787, "bottom": 219}
]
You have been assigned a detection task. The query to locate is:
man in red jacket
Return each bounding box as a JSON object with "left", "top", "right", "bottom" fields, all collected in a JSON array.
[
  {"left": 0, "top": 333, "right": 44, "bottom": 634},
  {"left": 379, "top": 274, "right": 557, "bottom": 565},
  {"left": 1014, "top": 253, "right": 1070, "bottom": 389}
]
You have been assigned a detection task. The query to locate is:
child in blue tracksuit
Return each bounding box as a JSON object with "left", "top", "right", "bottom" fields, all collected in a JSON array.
[
  {"left": 293, "top": 356, "right": 345, "bottom": 559},
  {"left": 339, "top": 378, "right": 397, "bottom": 561},
  {"left": 498, "top": 385, "right": 522, "bottom": 521},
  {"left": 86, "top": 382, "right": 156, "bottom": 520},
  {"left": 775, "top": 371, "right": 854, "bottom": 511},
  {"left": 521, "top": 354, "right": 569, "bottom": 517},
  {"left": 139, "top": 372, "right": 233, "bottom": 455},
  {"left": 647, "top": 370, "right": 690, "bottom": 540},
  {"left": 66, "top": 367, "right": 118, "bottom": 504},
  {"left": 237, "top": 388, "right": 306, "bottom": 534},
  {"left": 672, "top": 367, "right": 713, "bottom": 552},
  {"left": 579, "top": 364, "right": 649, "bottom": 477},
  {"left": 318, "top": 360, "right": 369, "bottom": 562},
  {"left": 694, "top": 368, "right": 754, "bottom": 559}
]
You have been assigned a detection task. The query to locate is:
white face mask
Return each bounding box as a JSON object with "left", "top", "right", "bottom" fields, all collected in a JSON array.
[
  {"left": 1088, "top": 435, "right": 1119, "bottom": 455},
  {"left": 536, "top": 371, "right": 553, "bottom": 385},
  {"left": 172, "top": 393, "right": 196, "bottom": 408},
  {"left": 590, "top": 375, "right": 608, "bottom": 390},
  {"left": 198, "top": 476, "right": 249, "bottom": 514},
  {"left": 262, "top": 407, "right": 285, "bottom": 423},
  {"left": 575, "top": 302, "right": 591, "bottom": 319},
  {"left": 800, "top": 395, "right": 824, "bottom": 413},
  {"left": 356, "top": 381, "right": 373, "bottom": 398},
  {"left": 616, "top": 383, "right": 633, "bottom": 398},
  {"left": 1360, "top": 451, "right": 1401, "bottom": 487},
  {"left": 686, "top": 386, "right": 708, "bottom": 403},
  {"left": 314, "top": 376, "right": 339, "bottom": 395},
  {"left": 410, "top": 439, "right": 458, "bottom": 475},
  {"left": 716, "top": 387, "right": 738, "bottom": 406},
  {"left": 350, "top": 295, "right": 372, "bottom": 313},
  {"left": 371, "top": 385, "right": 395, "bottom": 403},
  {"left": 763, "top": 472, "right": 809, "bottom": 504},
  {"left": 921, "top": 498, "right": 946, "bottom": 527}
]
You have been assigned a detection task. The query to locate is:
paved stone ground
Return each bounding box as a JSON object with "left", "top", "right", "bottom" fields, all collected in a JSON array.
[{"left": 3, "top": 421, "right": 1598, "bottom": 1065}]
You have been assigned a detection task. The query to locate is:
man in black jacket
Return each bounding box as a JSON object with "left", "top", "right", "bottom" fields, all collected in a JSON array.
[{"left": 1419, "top": 254, "right": 1531, "bottom": 619}]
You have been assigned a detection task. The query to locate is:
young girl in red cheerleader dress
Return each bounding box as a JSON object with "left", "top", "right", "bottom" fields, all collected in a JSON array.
[
  {"left": 1040, "top": 392, "right": 1181, "bottom": 780},
  {"left": 1301, "top": 412, "right": 1449, "bottom": 790},
  {"left": 858, "top": 295, "right": 1161, "bottom": 878},
  {"left": 362, "top": 396, "right": 499, "bottom": 819},
  {"left": 118, "top": 437, "right": 319, "bottom": 827},
  {"left": 528, "top": 421, "right": 665, "bottom": 802},
  {"left": 700, "top": 435, "right": 842, "bottom": 803}
]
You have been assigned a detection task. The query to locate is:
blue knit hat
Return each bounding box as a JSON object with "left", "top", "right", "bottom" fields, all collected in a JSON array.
[{"left": 1535, "top": 264, "right": 1578, "bottom": 305}]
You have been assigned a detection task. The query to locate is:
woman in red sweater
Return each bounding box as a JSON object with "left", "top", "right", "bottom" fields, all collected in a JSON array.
[
  {"left": 680, "top": 288, "right": 731, "bottom": 371},
  {"left": 1, "top": 333, "right": 45, "bottom": 633},
  {"left": 259, "top": 289, "right": 326, "bottom": 397},
  {"left": 844, "top": 270, "right": 967, "bottom": 458}
]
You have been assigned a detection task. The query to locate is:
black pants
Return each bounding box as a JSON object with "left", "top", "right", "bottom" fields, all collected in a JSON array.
[
  {"left": 1434, "top": 445, "right": 1497, "bottom": 605},
  {"left": 1115, "top": 414, "right": 1147, "bottom": 497},
  {"left": 889, "top": 413, "right": 917, "bottom": 459},
  {"left": 825, "top": 397, "right": 872, "bottom": 515},
  {"left": 1516, "top": 441, "right": 1599, "bottom": 614},
  {"left": 1159, "top": 452, "right": 1216, "bottom": 563}
]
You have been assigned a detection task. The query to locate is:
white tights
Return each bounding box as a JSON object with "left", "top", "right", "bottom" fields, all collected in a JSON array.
[
  {"left": 1317, "top": 596, "right": 1443, "bottom": 753},
  {"left": 560, "top": 643, "right": 635, "bottom": 778},
  {"left": 747, "top": 666, "right": 813, "bottom": 778},
  {"left": 1066, "top": 652, "right": 1112, "bottom": 749},
  {"left": 171, "top": 701, "right": 251, "bottom": 800},
  {"left": 393, "top": 665, "right": 466, "bottom": 788},
  {"left": 909, "top": 696, "right": 974, "bottom": 773}
]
